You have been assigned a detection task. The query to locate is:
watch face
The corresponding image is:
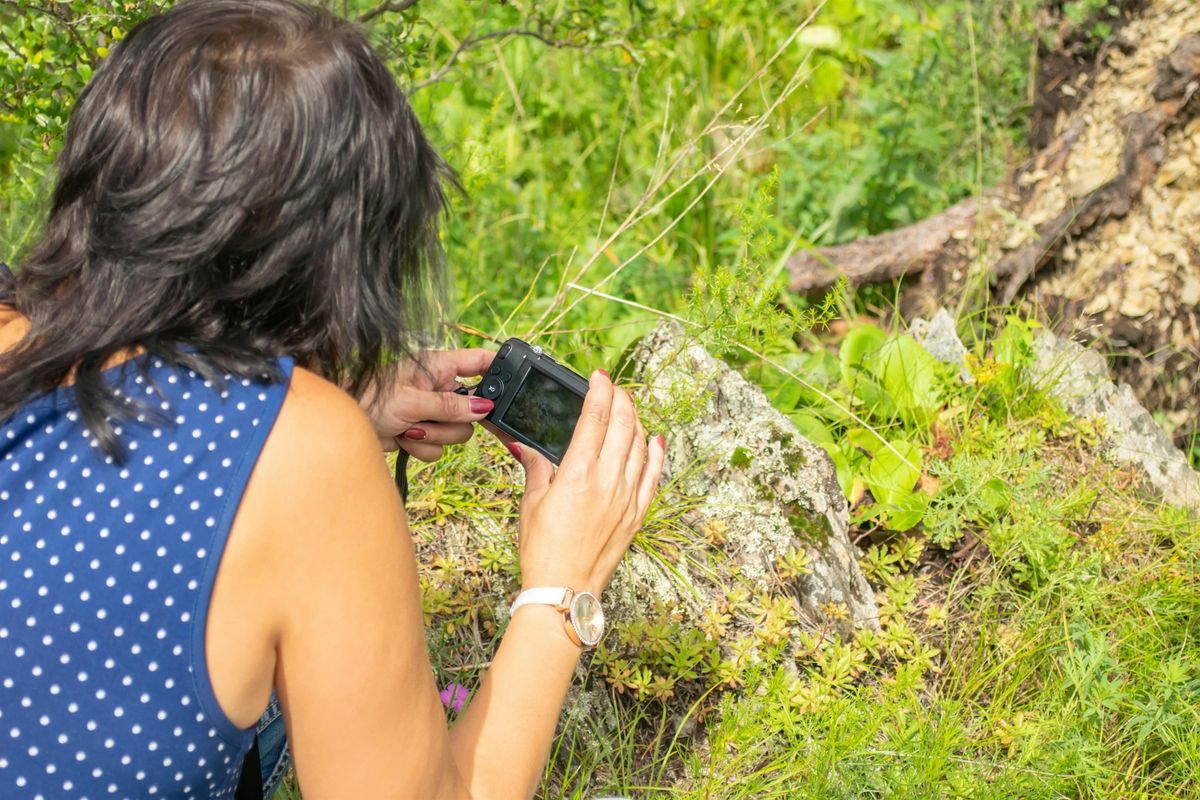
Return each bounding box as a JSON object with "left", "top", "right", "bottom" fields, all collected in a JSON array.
[{"left": 570, "top": 591, "right": 605, "bottom": 646}]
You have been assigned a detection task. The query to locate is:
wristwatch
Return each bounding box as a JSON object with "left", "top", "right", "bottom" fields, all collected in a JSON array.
[{"left": 509, "top": 587, "right": 606, "bottom": 648}]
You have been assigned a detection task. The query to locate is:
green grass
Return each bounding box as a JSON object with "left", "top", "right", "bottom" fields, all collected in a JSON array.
[{"left": 295, "top": 312, "right": 1194, "bottom": 800}]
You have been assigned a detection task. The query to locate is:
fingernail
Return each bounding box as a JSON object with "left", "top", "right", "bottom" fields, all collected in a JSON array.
[
  {"left": 470, "top": 397, "right": 494, "bottom": 414},
  {"left": 598, "top": 369, "right": 610, "bottom": 378},
  {"left": 506, "top": 442, "right": 522, "bottom": 459},
  {"left": 656, "top": 434, "right": 665, "bottom": 448},
  {"left": 404, "top": 428, "right": 427, "bottom": 441}
]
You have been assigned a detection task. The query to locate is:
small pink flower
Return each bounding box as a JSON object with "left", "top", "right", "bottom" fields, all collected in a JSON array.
[{"left": 439, "top": 682, "right": 470, "bottom": 714}]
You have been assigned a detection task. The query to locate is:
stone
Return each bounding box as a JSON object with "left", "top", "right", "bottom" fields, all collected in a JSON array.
[
  {"left": 1031, "top": 332, "right": 1200, "bottom": 512},
  {"left": 615, "top": 321, "right": 879, "bottom": 631},
  {"left": 910, "top": 308, "right": 974, "bottom": 383}
]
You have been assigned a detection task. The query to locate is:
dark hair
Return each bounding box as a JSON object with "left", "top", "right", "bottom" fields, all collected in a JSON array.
[{"left": 0, "top": 0, "right": 452, "bottom": 456}]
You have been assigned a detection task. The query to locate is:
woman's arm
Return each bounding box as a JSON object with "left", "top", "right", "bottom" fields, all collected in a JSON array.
[{"left": 209, "top": 365, "right": 661, "bottom": 799}]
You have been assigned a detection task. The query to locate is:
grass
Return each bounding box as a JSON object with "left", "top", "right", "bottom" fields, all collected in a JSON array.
[
  {"left": 276, "top": 310, "right": 1200, "bottom": 798},
  {"left": 510, "top": 321, "right": 1200, "bottom": 798}
]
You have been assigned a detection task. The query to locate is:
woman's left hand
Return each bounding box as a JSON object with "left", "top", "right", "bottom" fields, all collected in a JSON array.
[{"left": 363, "top": 349, "right": 495, "bottom": 461}]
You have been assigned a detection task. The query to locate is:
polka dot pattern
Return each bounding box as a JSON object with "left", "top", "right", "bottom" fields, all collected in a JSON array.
[{"left": 0, "top": 356, "right": 293, "bottom": 798}]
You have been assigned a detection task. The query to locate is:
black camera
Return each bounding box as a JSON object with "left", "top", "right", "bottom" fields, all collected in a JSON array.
[{"left": 465, "top": 338, "right": 589, "bottom": 465}]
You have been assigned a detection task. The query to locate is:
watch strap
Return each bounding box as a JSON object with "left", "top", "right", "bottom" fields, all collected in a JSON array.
[{"left": 509, "top": 587, "right": 572, "bottom": 616}]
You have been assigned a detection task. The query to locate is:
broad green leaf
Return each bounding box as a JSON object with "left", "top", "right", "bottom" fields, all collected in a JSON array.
[
  {"left": 766, "top": 377, "right": 804, "bottom": 413},
  {"left": 839, "top": 323, "right": 887, "bottom": 385},
  {"left": 789, "top": 411, "right": 834, "bottom": 446},
  {"left": 864, "top": 439, "right": 921, "bottom": 508},
  {"left": 885, "top": 490, "right": 930, "bottom": 531},
  {"left": 864, "top": 334, "right": 942, "bottom": 423},
  {"left": 846, "top": 426, "right": 887, "bottom": 454},
  {"left": 978, "top": 478, "right": 1009, "bottom": 518}
]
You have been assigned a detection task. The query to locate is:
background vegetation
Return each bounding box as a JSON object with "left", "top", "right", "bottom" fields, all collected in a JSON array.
[{"left": 2, "top": 0, "right": 1197, "bottom": 797}]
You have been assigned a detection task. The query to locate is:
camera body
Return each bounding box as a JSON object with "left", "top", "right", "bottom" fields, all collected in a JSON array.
[{"left": 474, "top": 338, "right": 589, "bottom": 465}]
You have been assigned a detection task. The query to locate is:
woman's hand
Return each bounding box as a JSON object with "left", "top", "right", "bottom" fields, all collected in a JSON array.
[
  {"left": 507, "top": 370, "right": 665, "bottom": 595},
  {"left": 363, "top": 349, "right": 495, "bottom": 461}
]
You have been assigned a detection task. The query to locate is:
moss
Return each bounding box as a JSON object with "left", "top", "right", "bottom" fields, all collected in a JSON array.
[
  {"left": 769, "top": 423, "right": 798, "bottom": 453},
  {"left": 730, "top": 446, "right": 752, "bottom": 469},
  {"left": 787, "top": 505, "right": 833, "bottom": 544}
]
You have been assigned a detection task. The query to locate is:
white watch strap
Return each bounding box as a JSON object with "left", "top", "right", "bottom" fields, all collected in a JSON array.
[{"left": 509, "top": 587, "right": 571, "bottom": 616}]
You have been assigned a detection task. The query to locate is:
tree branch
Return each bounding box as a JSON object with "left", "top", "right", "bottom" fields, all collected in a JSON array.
[
  {"left": 410, "top": 26, "right": 635, "bottom": 91},
  {"left": 358, "top": 0, "right": 420, "bottom": 25}
]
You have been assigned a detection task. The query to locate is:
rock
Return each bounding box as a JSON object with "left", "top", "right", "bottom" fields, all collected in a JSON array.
[
  {"left": 618, "top": 321, "right": 879, "bottom": 632},
  {"left": 910, "top": 308, "right": 974, "bottom": 383},
  {"left": 1031, "top": 332, "right": 1200, "bottom": 511}
]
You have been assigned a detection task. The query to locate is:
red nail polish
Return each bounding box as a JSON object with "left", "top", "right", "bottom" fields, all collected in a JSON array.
[
  {"left": 470, "top": 397, "right": 494, "bottom": 414},
  {"left": 404, "top": 428, "right": 427, "bottom": 441},
  {"left": 656, "top": 434, "right": 665, "bottom": 448},
  {"left": 505, "top": 442, "right": 522, "bottom": 459},
  {"left": 598, "top": 369, "right": 610, "bottom": 378}
]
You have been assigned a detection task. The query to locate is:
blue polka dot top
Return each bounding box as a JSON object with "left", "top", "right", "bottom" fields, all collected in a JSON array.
[{"left": 0, "top": 353, "right": 293, "bottom": 799}]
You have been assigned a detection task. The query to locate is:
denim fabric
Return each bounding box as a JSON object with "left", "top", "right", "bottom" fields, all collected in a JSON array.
[
  {"left": 256, "top": 693, "right": 292, "bottom": 797},
  {"left": 0, "top": 262, "right": 13, "bottom": 302}
]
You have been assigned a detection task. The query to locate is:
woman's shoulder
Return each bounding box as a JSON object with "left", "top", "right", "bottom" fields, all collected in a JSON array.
[
  {"left": 276, "top": 365, "right": 381, "bottom": 455},
  {"left": 250, "top": 365, "right": 389, "bottom": 516}
]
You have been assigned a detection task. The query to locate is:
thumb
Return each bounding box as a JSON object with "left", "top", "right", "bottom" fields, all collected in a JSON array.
[{"left": 507, "top": 442, "right": 553, "bottom": 492}]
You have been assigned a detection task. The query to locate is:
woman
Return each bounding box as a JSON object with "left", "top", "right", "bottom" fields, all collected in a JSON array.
[{"left": 0, "top": 1, "right": 665, "bottom": 797}]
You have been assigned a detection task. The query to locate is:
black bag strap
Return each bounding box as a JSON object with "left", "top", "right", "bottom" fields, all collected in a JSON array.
[
  {"left": 234, "top": 735, "right": 262, "bottom": 800},
  {"left": 234, "top": 451, "right": 411, "bottom": 799}
]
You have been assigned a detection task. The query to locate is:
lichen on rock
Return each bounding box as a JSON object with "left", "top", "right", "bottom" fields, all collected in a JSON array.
[
  {"left": 624, "top": 321, "right": 879, "bottom": 631},
  {"left": 1030, "top": 332, "right": 1200, "bottom": 512}
]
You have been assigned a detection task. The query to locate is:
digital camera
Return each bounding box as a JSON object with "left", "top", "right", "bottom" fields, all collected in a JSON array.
[{"left": 465, "top": 338, "right": 589, "bottom": 465}]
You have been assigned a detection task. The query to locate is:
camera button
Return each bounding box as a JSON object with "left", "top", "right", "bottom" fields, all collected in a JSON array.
[
  {"left": 500, "top": 370, "right": 512, "bottom": 381},
  {"left": 481, "top": 377, "right": 504, "bottom": 398},
  {"left": 498, "top": 343, "right": 512, "bottom": 359}
]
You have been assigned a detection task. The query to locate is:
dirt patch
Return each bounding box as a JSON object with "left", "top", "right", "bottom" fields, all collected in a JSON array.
[{"left": 1030, "top": 0, "right": 1148, "bottom": 151}]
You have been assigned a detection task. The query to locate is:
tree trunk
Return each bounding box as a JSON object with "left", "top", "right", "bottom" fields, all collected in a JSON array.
[{"left": 787, "top": 0, "right": 1200, "bottom": 449}]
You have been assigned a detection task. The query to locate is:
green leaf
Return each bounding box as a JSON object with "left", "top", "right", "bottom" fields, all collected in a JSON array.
[
  {"left": 886, "top": 491, "right": 930, "bottom": 531},
  {"left": 864, "top": 334, "right": 942, "bottom": 424},
  {"left": 766, "top": 376, "right": 804, "bottom": 413},
  {"left": 993, "top": 315, "right": 1041, "bottom": 366},
  {"left": 839, "top": 323, "right": 887, "bottom": 385},
  {"left": 978, "top": 478, "right": 1009, "bottom": 518},
  {"left": 864, "top": 439, "right": 922, "bottom": 508},
  {"left": 846, "top": 426, "right": 886, "bottom": 454},
  {"left": 789, "top": 411, "right": 834, "bottom": 446}
]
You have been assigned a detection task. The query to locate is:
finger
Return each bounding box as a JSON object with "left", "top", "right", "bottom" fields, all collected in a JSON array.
[
  {"left": 401, "top": 440, "right": 446, "bottom": 463},
  {"left": 426, "top": 348, "right": 496, "bottom": 388},
  {"left": 560, "top": 370, "right": 612, "bottom": 470},
  {"left": 635, "top": 434, "right": 666, "bottom": 520},
  {"left": 384, "top": 388, "right": 494, "bottom": 433},
  {"left": 622, "top": 418, "right": 648, "bottom": 496},
  {"left": 599, "top": 387, "right": 638, "bottom": 479},
  {"left": 507, "top": 441, "right": 553, "bottom": 493},
  {"left": 401, "top": 422, "right": 475, "bottom": 447}
]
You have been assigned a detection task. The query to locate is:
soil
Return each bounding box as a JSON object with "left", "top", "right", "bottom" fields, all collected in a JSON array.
[{"left": 1024, "top": 0, "right": 1200, "bottom": 451}]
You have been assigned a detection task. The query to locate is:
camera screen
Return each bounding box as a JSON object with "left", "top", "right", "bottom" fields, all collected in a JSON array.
[{"left": 500, "top": 367, "right": 584, "bottom": 461}]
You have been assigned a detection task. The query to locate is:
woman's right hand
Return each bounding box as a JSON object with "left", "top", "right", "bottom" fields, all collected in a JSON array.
[{"left": 507, "top": 370, "right": 665, "bottom": 595}]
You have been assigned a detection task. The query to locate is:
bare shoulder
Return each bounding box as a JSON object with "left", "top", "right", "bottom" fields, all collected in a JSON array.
[
  {"left": 274, "top": 365, "right": 381, "bottom": 461},
  {"left": 238, "top": 364, "right": 401, "bottom": 555}
]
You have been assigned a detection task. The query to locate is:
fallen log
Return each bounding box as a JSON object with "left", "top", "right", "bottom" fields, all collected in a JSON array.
[{"left": 786, "top": 29, "right": 1200, "bottom": 306}]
